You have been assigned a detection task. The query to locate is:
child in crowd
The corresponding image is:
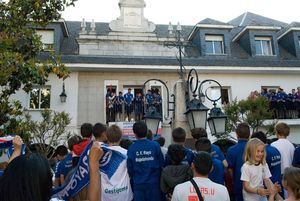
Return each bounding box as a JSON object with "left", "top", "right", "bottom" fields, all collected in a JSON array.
[
  {"left": 191, "top": 127, "right": 228, "bottom": 167},
  {"left": 279, "top": 167, "right": 300, "bottom": 201},
  {"left": 92, "top": 122, "right": 107, "bottom": 143},
  {"left": 227, "top": 123, "right": 250, "bottom": 201},
  {"left": 54, "top": 145, "right": 69, "bottom": 187},
  {"left": 127, "top": 121, "right": 164, "bottom": 201},
  {"left": 241, "top": 138, "right": 280, "bottom": 201},
  {"left": 271, "top": 123, "right": 295, "bottom": 175},
  {"left": 251, "top": 132, "right": 282, "bottom": 187},
  {"left": 160, "top": 144, "right": 192, "bottom": 198},
  {"left": 73, "top": 123, "right": 93, "bottom": 156},
  {"left": 156, "top": 137, "right": 168, "bottom": 159},
  {"left": 165, "top": 127, "right": 194, "bottom": 166},
  {"left": 120, "top": 138, "right": 133, "bottom": 150},
  {"left": 102, "top": 125, "right": 133, "bottom": 201},
  {"left": 195, "top": 138, "right": 224, "bottom": 185}
]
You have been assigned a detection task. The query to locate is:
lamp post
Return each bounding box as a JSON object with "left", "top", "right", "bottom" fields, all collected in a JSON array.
[{"left": 59, "top": 82, "right": 67, "bottom": 103}]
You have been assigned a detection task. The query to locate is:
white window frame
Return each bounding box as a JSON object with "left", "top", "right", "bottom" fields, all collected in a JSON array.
[
  {"left": 254, "top": 36, "right": 273, "bottom": 56},
  {"left": 28, "top": 86, "right": 51, "bottom": 110},
  {"left": 205, "top": 35, "right": 225, "bottom": 55},
  {"left": 36, "top": 30, "right": 54, "bottom": 51}
]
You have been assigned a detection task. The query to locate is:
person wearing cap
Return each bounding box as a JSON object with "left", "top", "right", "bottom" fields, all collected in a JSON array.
[{"left": 124, "top": 88, "right": 134, "bottom": 121}]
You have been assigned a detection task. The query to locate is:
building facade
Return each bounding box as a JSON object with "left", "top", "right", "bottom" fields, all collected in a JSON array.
[{"left": 12, "top": 0, "right": 300, "bottom": 142}]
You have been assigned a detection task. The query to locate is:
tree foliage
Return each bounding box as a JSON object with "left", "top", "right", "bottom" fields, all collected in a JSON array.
[
  {"left": 0, "top": 0, "right": 77, "bottom": 131},
  {"left": 19, "top": 110, "right": 71, "bottom": 159},
  {"left": 224, "top": 96, "right": 275, "bottom": 135}
]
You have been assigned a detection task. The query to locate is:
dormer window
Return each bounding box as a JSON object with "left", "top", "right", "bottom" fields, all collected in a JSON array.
[
  {"left": 36, "top": 30, "right": 54, "bottom": 51},
  {"left": 205, "top": 35, "right": 225, "bottom": 54},
  {"left": 254, "top": 36, "right": 273, "bottom": 56}
]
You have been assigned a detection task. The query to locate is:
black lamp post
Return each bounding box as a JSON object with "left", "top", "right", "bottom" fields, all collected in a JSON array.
[
  {"left": 207, "top": 102, "right": 227, "bottom": 137},
  {"left": 144, "top": 105, "right": 162, "bottom": 135},
  {"left": 59, "top": 82, "right": 67, "bottom": 103}
]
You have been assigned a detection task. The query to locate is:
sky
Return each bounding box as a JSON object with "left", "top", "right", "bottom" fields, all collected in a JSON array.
[{"left": 62, "top": 0, "right": 300, "bottom": 25}]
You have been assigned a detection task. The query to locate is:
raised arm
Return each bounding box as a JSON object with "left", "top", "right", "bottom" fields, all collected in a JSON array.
[{"left": 8, "top": 135, "right": 23, "bottom": 164}]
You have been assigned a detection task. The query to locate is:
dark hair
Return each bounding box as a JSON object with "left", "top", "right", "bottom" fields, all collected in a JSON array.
[
  {"left": 147, "top": 129, "right": 153, "bottom": 140},
  {"left": 0, "top": 153, "right": 52, "bottom": 201},
  {"left": 119, "top": 139, "right": 133, "bottom": 150},
  {"left": 106, "top": 125, "right": 122, "bottom": 143},
  {"left": 236, "top": 123, "right": 250, "bottom": 139},
  {"left": 54, "top": 145, "right": 68, "bottom": 157},
  {"left": 251, "top": 131, "right": 267, "bottom": 144},
  {"left": 167, "top": 144, "right": 186, "bottom": 165},
  {"left": 156, "top": 137, "right": 165, "bottom": 147},
  {"left": 172, "top": 127, "right": 186, "bottom": 143},
  {"left": 133, "top": 121, "right": 148, "bottom": 138},
  {"left": 275, "top": 122, "right": 290, "bottom": 137},
  {"left": 193, "top": 152, "right": 212, "bottom": 176},
  {"left": 195, "top": 138, "right": 212, "bottom": 153},
  {"left": 191, "top": 128, "right": 207, "bottom": 140},
  {"left": 92, "top": 123, "right": 107, "bottom": 139},
  {"left": 67, "top": 135, "right": 82, "bottom": 151},
  {"left": 81, "top": 123, "right": 93, "bottom": 138}
]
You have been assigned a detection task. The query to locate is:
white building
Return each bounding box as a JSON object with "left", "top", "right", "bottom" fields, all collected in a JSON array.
[{"left": 12, "top": 0, "right": 300, "bottom": 143}]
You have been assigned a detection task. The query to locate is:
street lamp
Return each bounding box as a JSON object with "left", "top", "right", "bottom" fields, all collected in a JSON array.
[
  {"left": 207, "top": 103, "right": 227, "bottom": 137},
  {"left": 59, "top": 82, "right": 67, "bottom": 103},
  {"left": 144, "top": 105, "right": 162, "bottom": 135}
]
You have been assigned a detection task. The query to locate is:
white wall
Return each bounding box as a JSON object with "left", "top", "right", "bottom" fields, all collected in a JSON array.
[{"left": 11, "top": 72, "right": 79, "bottom": 134}]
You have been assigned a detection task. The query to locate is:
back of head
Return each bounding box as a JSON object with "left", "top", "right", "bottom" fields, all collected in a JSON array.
[
  {"left": 81, "top": 123, "right": 93, "bottom": 138},
  {"left": 68, "top": 135, "right": 82, "bottom": 151},
  {"left": 146, "top": 129, "right": 153, "bottom": 140},
  {"left": 191, "top": 128, "right": 207, "bottom": 140},
  {"left": 133, "top": 121, "right": 148, "bottom": 138},
  {"left": 119, "top": 139, "right": 133, "bottom": 150},
  {"left": 236, "top": 123, "right": 250, "bottom": 140},
  {"left": 0, "top": 153, "right": 52, "bottom": 201},
  {"left": 283, "top": 167, "right": 300, "bottom": 199},
  {"left": 156, "top": 137, "right": 165, "bottom": 147},
  {"left": 195, "top": 138, "right": 212, "bottom": 153},
  {"left": 167, "top": 144, "right": 186, "bottom": 165},
  {"left": 275, "top": 122, "right": 290, "bottom": 137},
  {"left": 172, "top": 127, "right": 186, "bottom": 143},
  {"left": 106, "top": 125, "right": 122, "bottom": 144},
  {"left": 54, "top": 145, "right": 68, "bottom": 157},
  {"left": 193, "top": 152, "right": 212, "bottom": 176},
  {"left": 251, "top": 131, "right": 267, "bottom": 144},
  {"left": 92, "top": 123, "right": 107, "bottom": 139}
]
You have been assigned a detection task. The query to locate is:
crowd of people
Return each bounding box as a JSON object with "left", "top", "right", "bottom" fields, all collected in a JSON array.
[
  {"left": 249, "top": 87, "right": 300, "bottom": 119},
  {"left": 1, "top": 121, "right": 300, "bottom": 201},
  {"left": 106, "top": 88, "right": 162, "bottom": 123}
]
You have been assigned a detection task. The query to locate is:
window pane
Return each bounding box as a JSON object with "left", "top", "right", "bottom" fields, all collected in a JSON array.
[
  {"left": 30, "top": 89, "right": 40, "bottom": 109},
  {"left": 255, "top": 40, "right": 262, "bottom": 55},
  {"left": 262, "top": 40, "right": 272, "bottom": 55},
  {"left": 205, "top": 41, "right": 214, "bottom": 54},
  {"left": 40, "top": 88, "right": 51, "bottom": 109},
  {"left": 214, "top": 41, "right": 224, "bottom": 54}
]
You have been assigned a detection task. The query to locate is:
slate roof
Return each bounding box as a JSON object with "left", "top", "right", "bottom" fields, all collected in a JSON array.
[
  {"left": 197, "top": 18, "right": 230, "bottom": 26},
  {"left": 228, "top": 12, "right": 288, "bottom": 27},
  {"left": 277, "top": 21, "right": 300, "bottom": 38},
  {"left": 53, "top": 12, "right": 300, "bottom": 67}
]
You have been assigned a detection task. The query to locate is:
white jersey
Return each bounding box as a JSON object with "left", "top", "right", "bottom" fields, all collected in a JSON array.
[
  {"left": 101, "top": 146, "right": 133, "bottom": 201},
  {"left": 241, "top": 162, "right": 272, "bottom": 201},
  {"left": 271, "top": 139, "right": 295, "bottom": 174},
  {"left": 171, "top": 177, "right": 230, "bottom": 201}
]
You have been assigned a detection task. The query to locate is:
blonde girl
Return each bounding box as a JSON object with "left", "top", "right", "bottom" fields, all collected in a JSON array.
[{"left": 241, "top": 138, "right": 275, "bottom": 201}]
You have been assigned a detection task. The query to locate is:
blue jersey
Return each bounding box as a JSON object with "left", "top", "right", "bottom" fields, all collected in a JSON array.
[
  {"left": 55, "top": 153, "right": 73, "bottom": 179},
  {"left": 211, "top": 144, "right": 225, "bottom": 162},
  {"left": 124, "top": 93, "right": 134, "bottom": 105},
  {"left": 0, "top": 170, "right": 3, "bottom": 177},
  {"left": 164, "top": 147, "right": 194, "bottom": 166},
  {"left": 127, "top": 139, "right": 164, "bottom": 185},
  {"left": 146, "top": 93, "right": 154, "bottom": 105},
  {"left": 266, "top": 145, "right": 281, "bottom": 184},
  {"left": 226, "top": 139, "right": 248, "bottom": 195},
  {"left": 276, "top": 92, "right": 288, "bottom": 101},
  {"left": 209, "top": 158, "right": 224, "bottom": 185},
  {"left": 292, "top": 147, "right": 300, "bottom": 167}
]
